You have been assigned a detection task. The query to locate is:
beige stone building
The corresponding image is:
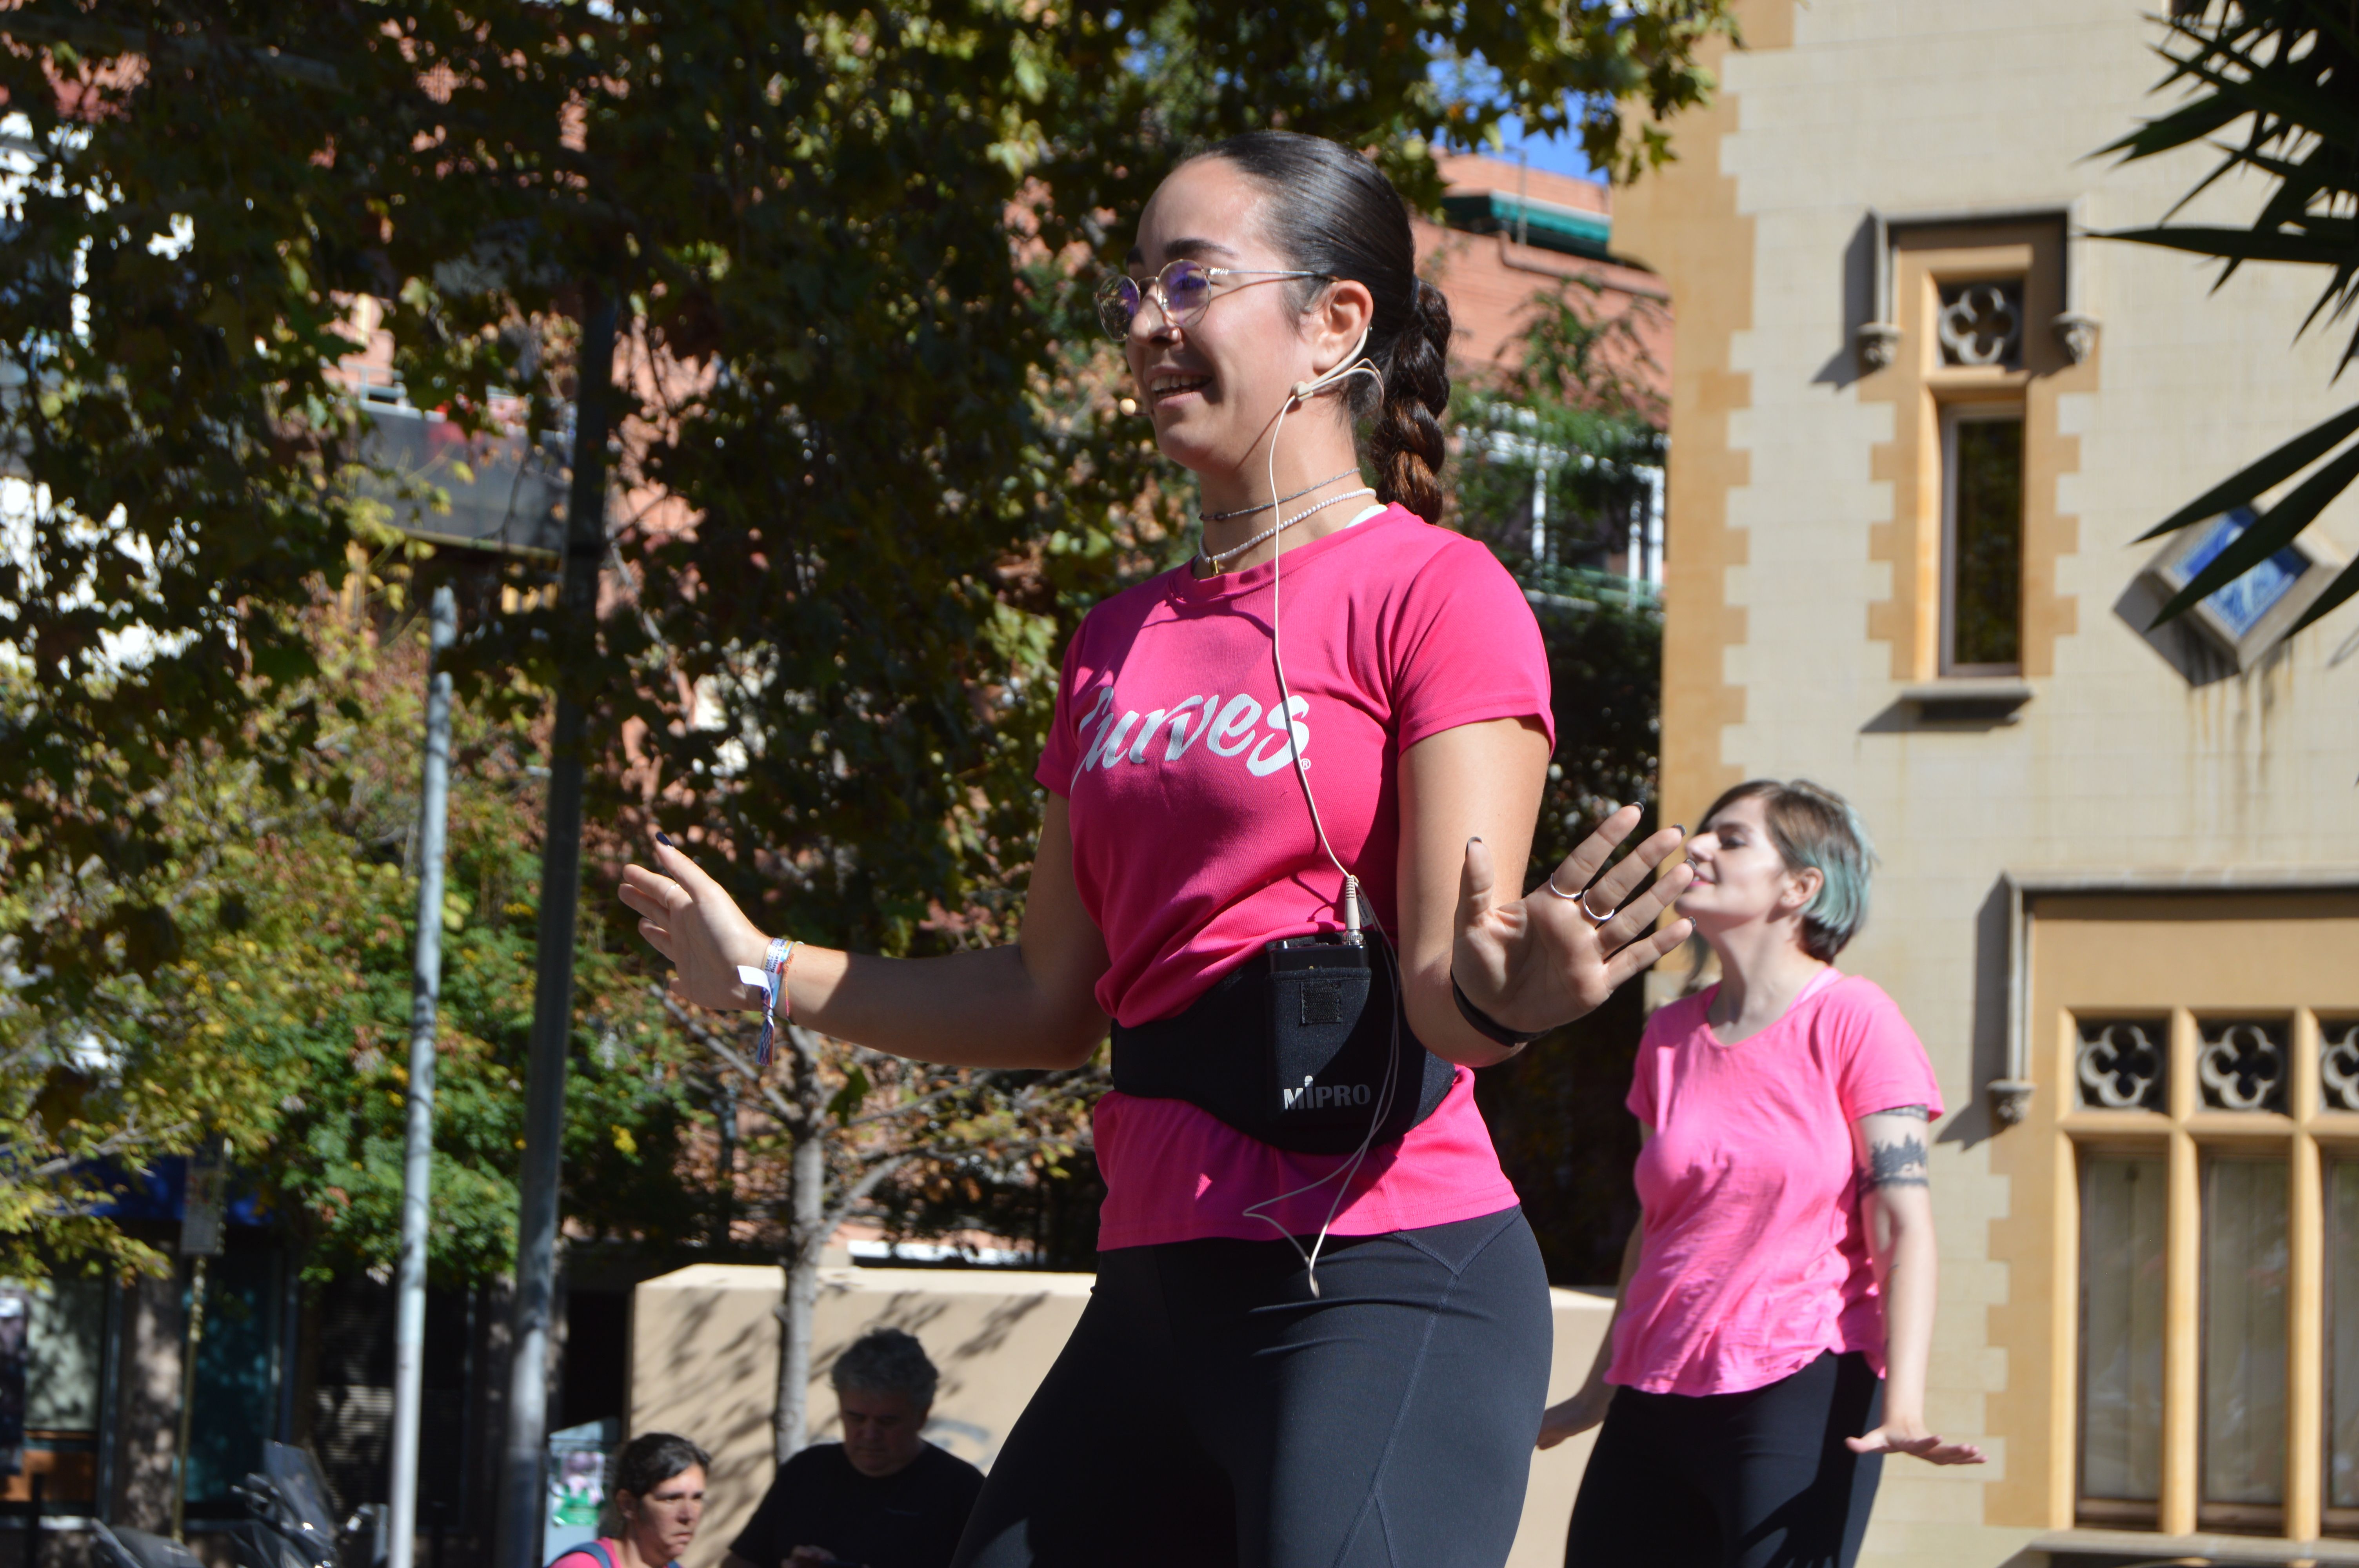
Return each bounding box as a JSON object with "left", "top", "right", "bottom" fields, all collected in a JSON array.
[{"left": 1616, "top": 2, "right": 2359, "bottom": 1563}]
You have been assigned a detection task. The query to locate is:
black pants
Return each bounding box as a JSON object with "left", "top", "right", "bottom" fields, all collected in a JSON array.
[
  {"left": 952, "top": 1207, "right": 1552, "bottom": 1568},
  {"left": 1565, "top": 1350, "right": 1885, "bottom": 1568}
]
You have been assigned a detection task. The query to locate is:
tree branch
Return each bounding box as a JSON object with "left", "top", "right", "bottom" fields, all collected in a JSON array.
[
  {"left": 818, "top": 1151, "right": 913, "bottom": 1241},
  {"left": 838, "top": 1080, "right": 970, "bottom": 1129},
  {"left": 16, "top": 1117, "right": 187, "bottom": 1182},
  {"left": 652, "top": 984, "right": 809, "bottom": 1132}
]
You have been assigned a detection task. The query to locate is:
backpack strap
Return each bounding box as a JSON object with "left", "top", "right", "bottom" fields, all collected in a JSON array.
[{"left": 551, "top": 1541, "right": 619, "bottom": 1568}]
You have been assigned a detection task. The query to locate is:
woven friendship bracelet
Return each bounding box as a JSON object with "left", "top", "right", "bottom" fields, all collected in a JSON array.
[{"left": 735, "top": 937, "right": 799, "bottom": 1067}]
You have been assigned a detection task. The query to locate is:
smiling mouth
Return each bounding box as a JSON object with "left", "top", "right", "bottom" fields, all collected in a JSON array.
[{"left": 1149, "top": 373, "right": 1211, "bottom": 403}]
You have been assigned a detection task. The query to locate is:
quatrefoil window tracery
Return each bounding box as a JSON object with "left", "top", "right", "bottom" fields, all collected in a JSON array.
[
  {"left": 2077, "top": 1020, "right": 2165, "bottom": 1111},
  {"left": 2196, "top": 1019, "right": 2287, "bottom": 1112},
  {"left": 2323, "top": 1021, "right": 2359, "bottom": 1112},
  {"left": 1937, "top": 279, "right": 2025, "bottom": 368}
]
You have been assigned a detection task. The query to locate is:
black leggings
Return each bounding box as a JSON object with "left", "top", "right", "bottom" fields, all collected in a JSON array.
[
  {"left": 952, "top": 1206, "right": 1553, "bottom": 1568},
  {"left": 1565, "top": 1350, "right": 1885, "bottom": 1568}
]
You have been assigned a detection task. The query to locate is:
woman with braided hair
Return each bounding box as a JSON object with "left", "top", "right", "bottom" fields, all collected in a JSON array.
[{"left": 619, "top": 130, "right": 1696, "bottom": 1568}]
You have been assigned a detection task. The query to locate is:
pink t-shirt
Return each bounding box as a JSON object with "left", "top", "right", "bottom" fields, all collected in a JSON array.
[
  {"left": 1036, "top": 506, "right": 1551, "bottom": 1247},
  {"left": 550, "top": 1541, "right": 641, "bottom": 1568},
  {"left": 1607, "top": 970, "right": 1945, "bottom": 1396}
]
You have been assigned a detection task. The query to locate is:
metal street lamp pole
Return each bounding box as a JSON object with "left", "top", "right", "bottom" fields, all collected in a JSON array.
[
  {"left": 494, "top": 288, "right": 617, "bottom": 1568},
  {"left": 169, "top": 1256, "right": 205, "bottom": 1544},
  {"left": 387, "top": 584, "right": 458, "bottom": 1568},
  {"left": 171, "top": 1138, "right": 225, "bottom": 1543}
]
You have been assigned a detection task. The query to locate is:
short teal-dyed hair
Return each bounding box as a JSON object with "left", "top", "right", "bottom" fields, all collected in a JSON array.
[{"left": 1699, "top": 778, "right": 1877, "bottom": 961}]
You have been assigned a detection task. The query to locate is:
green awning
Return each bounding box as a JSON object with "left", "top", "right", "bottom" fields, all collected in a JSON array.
[{"left": 1439, "top": 191, "right": 1614, "bottom": 260}]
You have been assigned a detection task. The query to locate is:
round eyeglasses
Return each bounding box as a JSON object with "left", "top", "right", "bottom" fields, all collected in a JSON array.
[{"left": 1095, "top": 260, "right": 1331, "bottom": 341}]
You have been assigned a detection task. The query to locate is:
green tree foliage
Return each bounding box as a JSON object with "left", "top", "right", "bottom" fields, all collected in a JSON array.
[
  {"left": 2101, "top": 0, "right": 2359, "bottom": 631},
  {"left": 0, "top": 602, "right": 702, "bottom": 1280},
  {"left": 1450, "top": 285, "right": 1665, "bottom": 567},
  {"left": 1447, "top": 287, "right": 1665, "bottom": 868},
  {"left": 1446, "top": 287, "right": 1666, "bottom": 1283},
  {"left": 1474, "top": 596, "right": 1663, "bottom": 1285},
  {"left": 2, "top": 1, "right": 1734, "bottom": 1280},
  {"left": 3, "top": 0, "right": 1734, "bottom": 958}
]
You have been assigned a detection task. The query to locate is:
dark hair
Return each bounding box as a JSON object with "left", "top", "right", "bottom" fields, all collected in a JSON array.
[
  {"left": 1194, "top": 132, "right": 1453, "bottom": 525},
  {"left": 831, "top": 1327, "right": 940, "bottom": 1406},
  {"left": 1697, "top": 779, "right": 1878, "bottom": 962},
  {"left": 610, "top": 1432, "right": 710, "bottom": 1501}
]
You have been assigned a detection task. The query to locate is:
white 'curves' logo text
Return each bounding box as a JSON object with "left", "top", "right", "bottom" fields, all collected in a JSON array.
[{"left": 1070, "top": 684, "right": 1310, "bottom": 788}]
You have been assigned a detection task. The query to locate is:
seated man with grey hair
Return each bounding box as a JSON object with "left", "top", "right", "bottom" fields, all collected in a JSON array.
[{"left": 723, "top": 1328, "right": 984, "bottom": 1568}]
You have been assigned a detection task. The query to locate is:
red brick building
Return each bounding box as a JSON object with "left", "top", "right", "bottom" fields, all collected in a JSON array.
[
  {"left": 1416, "top": 152, "right": 1670, "bottom": 587},
  {"left": 1418, "top": 152, "right": 1671, "bottom": 405}
]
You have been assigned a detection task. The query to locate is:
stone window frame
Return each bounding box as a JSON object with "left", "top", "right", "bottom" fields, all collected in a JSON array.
[
  {"left": 1856, "top": 205, "right": 2096, "bottom": 377},
  {"left": 1859, "top": 210, "right": 2096, "bottom": 715},
  {"left": 1989, "top": 873, "right": 2359, "bottom": 1554},
  {"left": 2054, "top": 1004, "right": 2359, "bottom": 1538}
]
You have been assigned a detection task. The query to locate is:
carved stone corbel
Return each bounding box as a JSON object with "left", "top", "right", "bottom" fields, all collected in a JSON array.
[
  {"left": 1856, "top": 321, "right": 1901, "bottom": 373},
  {"left": 1986, "top": 1078, "right": 2035, "bottom": 1128},
  {"left": 2051, "top": 311, "right": 2098, "bottom": 365}
]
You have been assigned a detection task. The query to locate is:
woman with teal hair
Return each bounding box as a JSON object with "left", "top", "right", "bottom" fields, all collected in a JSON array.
[{"left": 1539, "top": 779, "right": 1985, "bottom": 1568}]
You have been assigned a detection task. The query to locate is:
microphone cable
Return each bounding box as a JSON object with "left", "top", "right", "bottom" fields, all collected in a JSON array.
[{"left": 1233, "top": 333, "right": 1403, "bottom": 1297}]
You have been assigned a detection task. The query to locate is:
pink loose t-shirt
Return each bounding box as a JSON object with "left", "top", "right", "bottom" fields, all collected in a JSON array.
[
  {"left": 1607, "top": 969, "right": 1945, "bottom": 1396},
  {"left": 1036, "top": 506, "right": 1550, "bottom": 1248}
]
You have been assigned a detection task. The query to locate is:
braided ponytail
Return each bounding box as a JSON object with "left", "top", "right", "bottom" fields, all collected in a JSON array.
[
  {"left": 1368, "top": 279, "right": 1452, "bottom": 524},
  {"left": 1196, "top": 132, "right": 1455, "bottom": 524}
]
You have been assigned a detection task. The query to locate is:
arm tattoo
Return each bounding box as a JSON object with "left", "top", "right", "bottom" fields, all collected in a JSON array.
[{"left": 1866, "top": 1133, "right": 1930, "bottom": 1189}]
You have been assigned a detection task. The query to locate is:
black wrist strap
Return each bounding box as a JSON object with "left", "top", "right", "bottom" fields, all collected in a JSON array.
[{"left": 1452, "top": 973, "right": 1545, "bottom": 1047}]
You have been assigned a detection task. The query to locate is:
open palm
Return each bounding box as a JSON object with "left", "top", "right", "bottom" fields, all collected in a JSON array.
[{"left": 1454, "top": 805, "right": 1694, "bottom": 1037}]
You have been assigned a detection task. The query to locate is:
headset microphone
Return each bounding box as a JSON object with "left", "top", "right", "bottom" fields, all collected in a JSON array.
[
  {"left": 1241, "top": 320, "right": 1396, "bottom": 1296},
  {"left": 1289, "top": 326, "right": 1372, "bottom": 404}
]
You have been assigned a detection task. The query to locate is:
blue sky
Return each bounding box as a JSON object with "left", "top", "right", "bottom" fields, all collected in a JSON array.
[
  {"left": 1428, "top": 56, "right": 1601, "bottom": 183},
  {"left": 1488, "top": 115, "right": 1599, "bottom": 181}
]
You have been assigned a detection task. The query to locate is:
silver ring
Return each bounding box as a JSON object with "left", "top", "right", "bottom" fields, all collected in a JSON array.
[{"left": 1545, "top": 876, "right": 1618, "bottom": 925}]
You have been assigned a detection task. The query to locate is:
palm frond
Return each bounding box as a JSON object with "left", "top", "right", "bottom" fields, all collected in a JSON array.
[
  {"left": 2102, "top": 224, "right": 2353, "bottom": 265},
  {"left": 2101, "top": 1, "right": 2359, "bottom": 632},
  {"left": 2095, "top": 88, "right": 2248, "bottom": 162},
  {"left": 2150, "top": 441, "right": 2359, "bottom": 623},
  {"left": 2135, "top": 398, "right": 2359, "bottom": 541},
  {"left": 2288, "top": 553, "right": 2359, "bottom": 632}
]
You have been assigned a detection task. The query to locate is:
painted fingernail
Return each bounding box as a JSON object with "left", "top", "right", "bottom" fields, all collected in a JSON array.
[
  {"left": 1469, "top": 835, "right": 1483, "bottom": 844},
  {"left": 656, "top": 831, "right": 676, "bottom": 847}
]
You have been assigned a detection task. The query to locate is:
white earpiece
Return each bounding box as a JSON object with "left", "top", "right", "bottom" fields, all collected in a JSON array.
[{"left": 1289, "top": 326, "right": 1372, "bottom": 403}]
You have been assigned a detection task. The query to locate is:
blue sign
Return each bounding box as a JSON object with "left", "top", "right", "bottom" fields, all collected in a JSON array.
[{"left": 2171, "top": 506, "right": 2311, "bottom": 639}]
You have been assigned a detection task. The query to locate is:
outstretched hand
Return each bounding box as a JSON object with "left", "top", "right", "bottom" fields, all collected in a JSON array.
[
  {"left": 1450, "top": 804, "right": 1694, "bottom": 1040},
  {"left": 1535, "top": 1385, "right": 1614, "bottom": 1451},
  {"left": 1846, "top": 1418, "right": 1986, "bottom": 1466},
  {"left": 617, "top": 834, "right": 771, "bottom": 1013}
]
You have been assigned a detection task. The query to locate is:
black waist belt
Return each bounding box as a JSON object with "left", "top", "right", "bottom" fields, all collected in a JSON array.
[{"left": 1110, "top": 933, "right": 1457, "bottom": 1155}]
